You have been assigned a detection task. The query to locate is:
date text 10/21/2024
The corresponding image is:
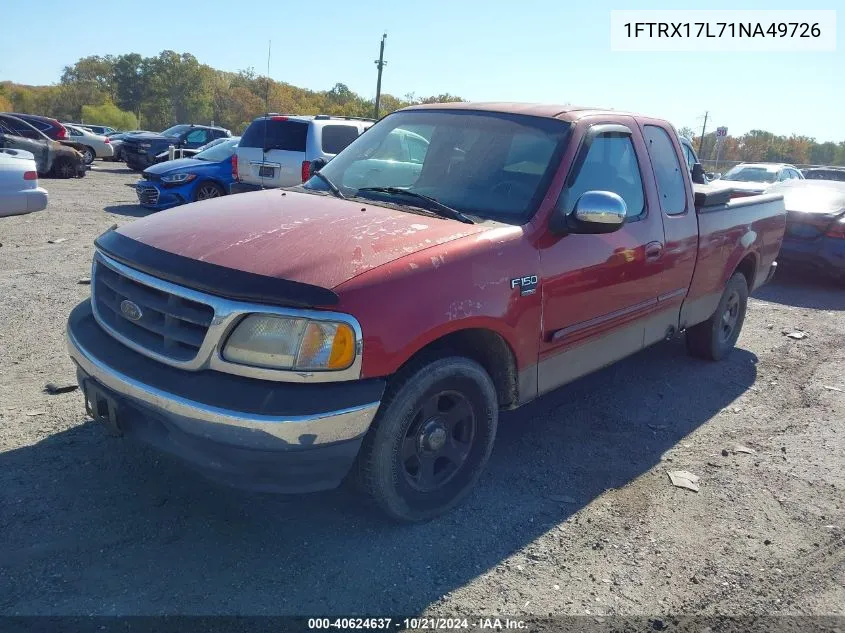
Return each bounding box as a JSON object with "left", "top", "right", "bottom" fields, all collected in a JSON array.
[{"left": 307, "top": 618, "right": 527, "bottom": 630}]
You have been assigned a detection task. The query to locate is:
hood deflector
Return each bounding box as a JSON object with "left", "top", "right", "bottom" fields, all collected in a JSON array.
[{"left": 94, "top": 230, "right": 339, "bottom": 308}]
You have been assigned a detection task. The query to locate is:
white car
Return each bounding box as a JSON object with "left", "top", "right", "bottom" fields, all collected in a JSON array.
[
  {"left": 0, "top": 149, "right": 48, "bottom": 217},
  {"left": 718, "top": 162, "right": 804, "bottom": 195},
  {"left": 63, "top": 124, "right": 115, "bottom": 164},
  {"left": 231, "top": 114, "right": 373, "bottom": 192}
]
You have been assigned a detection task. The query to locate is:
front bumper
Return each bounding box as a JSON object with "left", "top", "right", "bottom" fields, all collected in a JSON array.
[
  {"left": 135, "top": 179, "right": 187, "bottom": 210},
  {"left": 229, "top": 181, "right": 263, "bottom": 194},
  {"left": 125, "top": 150, "right": 155, "bottom": 170},
  {"left": 67, "top": 301, "right": 384, "bottom": 493}
]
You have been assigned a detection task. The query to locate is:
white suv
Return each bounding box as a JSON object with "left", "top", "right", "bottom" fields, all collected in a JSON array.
[{"left": 231, "top": 115, "right": 373, "bottom": 193}]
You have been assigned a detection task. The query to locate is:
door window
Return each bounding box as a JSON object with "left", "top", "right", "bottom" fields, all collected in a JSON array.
[
  {"left": 564, "top": 132, "right": 645, "bottom": 218},
  {"left": 185, "top": 129, "right": 210, "bottom": 144}
]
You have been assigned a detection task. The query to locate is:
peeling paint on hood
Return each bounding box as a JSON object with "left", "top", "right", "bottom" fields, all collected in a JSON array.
[{"left": 116, "top": 189, "right": 488, "bottom": 289}]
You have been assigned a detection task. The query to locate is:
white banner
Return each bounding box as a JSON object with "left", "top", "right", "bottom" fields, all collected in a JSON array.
[{"left": 611, "top": 10, "right": 836, "bottom": 52}]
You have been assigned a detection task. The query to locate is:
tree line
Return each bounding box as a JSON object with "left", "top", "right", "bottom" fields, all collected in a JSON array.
[
  {"left": 1, "top": 50, "right": 842, "bottom": 168},
  {"left": 678, "top": 127, "right": 845, "bottom": 168},
  {"left": 0, "top": 51, "right": 463, "bottom": 133}
]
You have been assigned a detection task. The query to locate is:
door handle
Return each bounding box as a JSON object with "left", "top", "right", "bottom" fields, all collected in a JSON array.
[{"left": 645, "top": 241, "right": 664, "bottom": 262}]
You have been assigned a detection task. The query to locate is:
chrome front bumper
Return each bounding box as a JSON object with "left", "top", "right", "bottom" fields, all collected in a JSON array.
[{"left": 66, "top": 304, "right": 380, "bottom": 451}]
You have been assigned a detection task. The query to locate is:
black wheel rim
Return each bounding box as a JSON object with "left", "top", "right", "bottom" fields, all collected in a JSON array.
[
  {"left": 402, "top": 391, "right": 476, "bottom": 492},
  {"left": 59, "top": 161, "right": 73, "bottom": 178},
  {"left": 197, "top": 185, "right": 221, "bottom": 200},
  {"left": 720, "top": 290, "right": 740, "bottom": 342}
]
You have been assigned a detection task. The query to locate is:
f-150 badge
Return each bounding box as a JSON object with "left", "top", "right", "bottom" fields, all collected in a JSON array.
[{"left": 511, "top": 275, "right": 538, "bottom": 296}]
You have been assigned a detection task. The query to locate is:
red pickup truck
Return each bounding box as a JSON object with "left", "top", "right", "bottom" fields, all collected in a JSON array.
[{"left": 67, "top": 103, "right": 786, "bottom": 522}]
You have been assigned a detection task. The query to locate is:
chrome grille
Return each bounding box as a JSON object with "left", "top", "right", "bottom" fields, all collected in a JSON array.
[
  {"left": 92, "top": 258, "right": 214, "bottom": 362},
  {"left": 136, "top": 185, "right": 159, "bottom": 206}
]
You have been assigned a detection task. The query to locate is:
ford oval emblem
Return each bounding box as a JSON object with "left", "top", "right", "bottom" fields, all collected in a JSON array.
[{"left": 120, "top": 299, "right": 143, "bottom": 322}]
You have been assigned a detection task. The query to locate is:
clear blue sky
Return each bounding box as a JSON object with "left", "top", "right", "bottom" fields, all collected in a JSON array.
[{"left": 1, "top": 0, "right": 841, "bottom": 141}]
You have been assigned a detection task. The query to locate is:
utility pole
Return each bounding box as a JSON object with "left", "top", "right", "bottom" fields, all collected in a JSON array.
[
  {"left": 698, "top": 111, "right": 709, "bottom": 155},
  {"left": 373, "top": 33, "right": 387, "bottom": 119}
]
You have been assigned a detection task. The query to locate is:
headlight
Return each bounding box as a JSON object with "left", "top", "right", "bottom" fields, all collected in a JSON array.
[
  {"left": 140, "top": 143, "right": 152, "bottom": 148},
  {"left": 161, "top": 173, "right": 197, "bottom": 184},
  {"left": 222, "top": 315, "right": 357, "bottom": 371}
]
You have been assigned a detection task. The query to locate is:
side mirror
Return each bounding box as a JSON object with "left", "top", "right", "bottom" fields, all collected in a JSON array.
[
  {"left": 691, "top": 162, "right": 706, "bottom": 185},
  {"left": 310, "top": 157, "right": 329, "bottom": 174},
  {"left": 550, "top": 191, "right": 627, "bottom": 235},
  {"left": 707, "top": 172, "right": 721, "bottom": 180}
]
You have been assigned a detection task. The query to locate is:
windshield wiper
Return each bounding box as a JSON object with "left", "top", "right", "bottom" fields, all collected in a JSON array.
[
  {"left": 313, "top": 170, "right": 345, "bottom": 199},
  {"left": 356, "top": 187, "right": 474, "bottom": 224}
]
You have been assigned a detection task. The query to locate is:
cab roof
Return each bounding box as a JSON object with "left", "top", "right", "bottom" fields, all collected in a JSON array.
[{"left": 401, "top": 101, "right": 646, "bottom": 123}]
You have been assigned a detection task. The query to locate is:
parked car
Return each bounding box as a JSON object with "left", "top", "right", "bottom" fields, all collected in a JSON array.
[
  {"left": 0, "top": 113, "right": 86, "bottom": 178},
  {"left": 135, "top": 137, "right": 240, "bottom": 210},
  {"left": 122, "top": 125, "right": 231, "bottom": 171},
  {"left": 769, "top": 179, "right": 845, "bottom": 283},
  {"left": 231, "top": 114, "right": 372, "bottom": 193},
  {"left": 719, "top": 162, "right": 804, "bottom": 196},
  {"left": 63, "top": 124, "right": 114, "bottom": 164},
  {"left": 66, "top": 103, "right": 786, "bottom": 522},
  {"left": 107, "top": 131, "right": 153, "bottom": 162},
  {"left": 0, "top": 148, "right": 48, "bottom": 217},
  {"left": 154, "top": 136, "right": 231, "bottom": 163},
  {"left": 4, "top": 113, "right": 69, "bottom": 141},
  {"left": 801, "top": 167, "right": 845, "bottom": 182},
  {"left": 70, "top": 124, "right": 117, "bottom": 136}
]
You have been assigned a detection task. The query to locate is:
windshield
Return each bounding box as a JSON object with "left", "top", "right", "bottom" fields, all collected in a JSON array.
[
  {"left": 195, "top": 138, "right": 239, "bottom": 161},
  {"left": 303, "top": 110, "right": 570, "bottom": 223},
  {"left": 160, "top": 124, "right": 190, "bottom": 138},
  {"left": 722, "top": 166, "right": 778, "bottom": 183}
]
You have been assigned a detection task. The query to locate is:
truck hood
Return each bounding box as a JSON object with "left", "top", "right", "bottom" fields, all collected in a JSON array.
[
  {"left": 124, "top": 133, "right": 177, "bottom": 146},
  {"left": 115, "top": 190, "right": 487, "bottom": 289}
]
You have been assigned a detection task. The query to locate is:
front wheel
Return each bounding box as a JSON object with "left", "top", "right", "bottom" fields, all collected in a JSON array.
[
  {"left": 686, "top": 272, "right": 749, "bottom": 360},
  {"left": 81, "top": 146, "right": 95, "bottom": 165},
  {"left": 358, "top": 357, "right": 498, "bottom": 522},
  {"left": 194, "top": 181, "right": 225, "bottom": 201}
]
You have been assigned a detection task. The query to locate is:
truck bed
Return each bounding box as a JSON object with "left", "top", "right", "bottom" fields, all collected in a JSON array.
[{"left": 680, "top": 190, "right": 786, "bottom": 328}]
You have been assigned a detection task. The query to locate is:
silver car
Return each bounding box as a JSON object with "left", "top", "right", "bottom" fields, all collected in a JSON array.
[{"left": 63, "top": 124, "right": 115, "bottom": 164}]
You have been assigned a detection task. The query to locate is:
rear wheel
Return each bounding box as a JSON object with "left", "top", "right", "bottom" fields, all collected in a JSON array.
[
  {"left": 686, "top": 272, "right": 749, "bottom": 360},
  {"left": 81, "top": 146, "right": 95, "bottom": 165},
  {"left": 194, "top": 181, "right": 225, "bottom": 201},
  {"left": 358, "top": 357, "right": 498, "bottom": 523},
  {"left": 52, "top": 157, "right": 77, "bottom": 179}
]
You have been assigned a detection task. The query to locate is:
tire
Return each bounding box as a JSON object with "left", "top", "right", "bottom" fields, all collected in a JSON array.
[
  {"left": 81, "top": 146, "right": 95, "bottom": 165},
  {"left": 193, "top": 181, "right": 225, "bottom": 202},
  {"left": 358, "top": 356, "right": 498, "bottom": 523},
  {"left": 686, "top": 272, "right": 749, "bottom": 361},
  {"left": 51, "top": 157, "right": 77, "bottom": 179}
]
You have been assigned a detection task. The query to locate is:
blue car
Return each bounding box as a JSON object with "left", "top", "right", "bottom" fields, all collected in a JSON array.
[
  {"left": 770, "top": 179, "right": 845, "bottom": 284},
  {"left": 135, "top": 137, "right": 239, "bottom": 210}
]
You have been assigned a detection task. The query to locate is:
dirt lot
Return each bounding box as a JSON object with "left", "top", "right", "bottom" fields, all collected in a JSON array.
[{"left": 1, "top": 165, "right": 843, "bottom": 619}]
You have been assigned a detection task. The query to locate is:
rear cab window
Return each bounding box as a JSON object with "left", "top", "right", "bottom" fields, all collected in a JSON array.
[
  {"left": 643, "top": 125, "right": 688, "bottom": 215},
  {"left": 320, "top": 125, "right": 360, "bottom": 154},
  {"left": 241, "top": 118, "right": 307, "bottom": 151}
]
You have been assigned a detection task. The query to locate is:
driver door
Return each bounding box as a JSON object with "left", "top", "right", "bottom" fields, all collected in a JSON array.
[{"left": 537, "top": 122, "right": 666, "bottom": 394}]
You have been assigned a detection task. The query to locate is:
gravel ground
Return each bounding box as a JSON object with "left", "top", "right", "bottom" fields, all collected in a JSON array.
[{"left": 0, "top": 165, "right": 843, "bottom": 619}]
